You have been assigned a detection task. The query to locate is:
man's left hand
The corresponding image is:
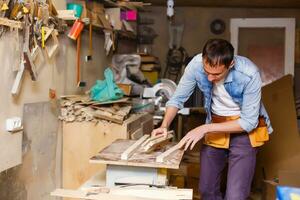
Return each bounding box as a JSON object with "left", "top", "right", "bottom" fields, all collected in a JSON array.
[{"left": 178, "top": 125, "right": 208, "bottom": 151}]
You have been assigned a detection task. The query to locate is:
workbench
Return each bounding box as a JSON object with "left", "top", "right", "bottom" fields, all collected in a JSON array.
[
  {"left": 53, "top": 121, "right": 193, "bottom": 200},
  {"left": 90, "top": 138, "right": 184, "bottom": 187},
  {"left": 62, "top": 113, "right": 153, "bottom": 195}
]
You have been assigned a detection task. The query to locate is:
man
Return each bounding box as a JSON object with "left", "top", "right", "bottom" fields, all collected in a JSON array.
[{"left": 152, "top": 39, "right": 273, "bottom": 199}]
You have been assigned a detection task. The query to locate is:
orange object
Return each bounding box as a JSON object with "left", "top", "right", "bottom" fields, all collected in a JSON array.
[
  {"left": 49, "top": 88, "right": 56, "bottom": 99},
  {"left": 68, "top": 20, "right": 84, "bottom": 40},
  {"left": 204, "top": 115, "right": 269, "bottom": 148}
]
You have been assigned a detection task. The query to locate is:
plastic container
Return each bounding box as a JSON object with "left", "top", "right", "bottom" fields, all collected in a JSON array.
[{"left": 67, "top": 3, "right": 83, "bottom": 18}]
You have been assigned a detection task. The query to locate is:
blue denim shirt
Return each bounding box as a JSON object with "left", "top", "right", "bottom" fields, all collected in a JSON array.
[{"left": 166, "top": 54, "right": 273, "bottom": 134}]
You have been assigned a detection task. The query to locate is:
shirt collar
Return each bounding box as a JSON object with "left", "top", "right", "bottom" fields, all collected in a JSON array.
[
  {"left": 224, "top": 69, "right": 233, "bottom": 83},
  {"left": 224, "top": 57, "right": 236, "bottom": 83}
]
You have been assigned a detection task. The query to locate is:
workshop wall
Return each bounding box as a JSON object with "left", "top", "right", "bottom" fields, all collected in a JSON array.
[
  {"left": 0, "top": 1, "right": 135, "bottom": 200},
  {"left": 148, "top": 6, "right": 300, "bottom": 74}
]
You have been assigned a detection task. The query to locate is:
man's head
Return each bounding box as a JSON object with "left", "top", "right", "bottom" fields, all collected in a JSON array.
[{"left": 202, "top": 39, "right": 234, "bottom": 83}]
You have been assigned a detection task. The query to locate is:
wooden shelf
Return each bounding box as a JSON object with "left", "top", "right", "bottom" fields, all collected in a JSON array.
[
  {"left": 101, "top": 0, "right": 150, "bottom": 10},
  {"left": 88, "top": 24, "right": 136, "bottom": 40}
]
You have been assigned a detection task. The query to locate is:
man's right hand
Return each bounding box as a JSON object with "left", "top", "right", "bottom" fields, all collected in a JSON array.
[{"left": 151, "top": 127, "right": 168, "bottom": 138}]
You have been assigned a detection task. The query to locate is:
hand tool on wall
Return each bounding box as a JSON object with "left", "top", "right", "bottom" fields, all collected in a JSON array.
[
  {"left": 49, "top": 58, "right": 56, "bottom": 100},
  {"left": 76, "top": 33, "right": 86, "bottom": 87},
  {"left": 85, "top": 17, "right": 93, "bottom": 61}
]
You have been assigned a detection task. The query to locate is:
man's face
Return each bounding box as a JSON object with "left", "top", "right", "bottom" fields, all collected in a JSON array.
[{"left": 203, "top": 59, "right": 232, "bottom": 83}]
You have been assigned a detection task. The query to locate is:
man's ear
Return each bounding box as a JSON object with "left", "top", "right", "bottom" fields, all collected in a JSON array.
[{"left": 229, "top": 60, "right": 234, "bottom": 69}]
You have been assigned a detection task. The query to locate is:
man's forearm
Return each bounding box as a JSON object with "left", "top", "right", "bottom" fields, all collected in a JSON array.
[
  {"left": 161, "top": 107, "right": 179, "bottom": 129},
  {"left": 205, "top": 120, "right": 244, "bottom": 134}
]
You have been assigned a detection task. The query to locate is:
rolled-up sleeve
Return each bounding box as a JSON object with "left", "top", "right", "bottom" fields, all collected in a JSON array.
[
  {"left": 238, "top": 71, "right": 262, "bottom": 132},
  {"left": 166, "top": 57, "right": 198, "bottom": 109}
]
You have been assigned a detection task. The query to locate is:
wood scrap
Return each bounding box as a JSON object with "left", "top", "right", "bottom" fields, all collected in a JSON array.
[
  {"left": 141, "top": 134, "right": 164, "bottom": 147},
  {"left": 45, "top": 29, "right": 59, "bottom": 58},
  {"left": 0, "top": 17, "right": 23, "bottom": 29},
  {"left": 51, "top": 188, "right": 156, "bottom": 200},
  {"left": 117, "top": 1, "right": 150, "bottom": 9},
  {"left": 121, "top": 134, "right": 149, "bottom": 160},
  {"left": 130, "top": 128, "right": 143, "bottom": 139},
  {"left": 110, "top": 187, "right": 192, "bottom": 200},
  {"left": 57, "top": 10, "right": 76, "bottom": 20},
  {"left": 93, "top": 110, "right": 124, "bottom": 124},
  {"left": 59, "top": 97, "right": 132, "bottom": 124},
  {"left": 11, "top": 59, "right": 25, "bottom": 96},
  {"left": 156, "top": 143, "right": 183, "bottom": 163},
  {"left": 141, "top": 130, "right": 174, "bottom": 147},
  {"left": 52, "top": 187, "right": 192, "bottom": 200},
  {"left": 93, "top": 105, "right": 132, "bottom": 124},
  {"left": 91, "top": 97, "right": 130, "bottom": 105},
  {"left": 141, "top": 132, "right": 174, "bottom": 153}
]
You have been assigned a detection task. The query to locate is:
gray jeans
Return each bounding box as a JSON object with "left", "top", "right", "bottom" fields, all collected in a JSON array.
[{"left": 199, "top": 133, "right": 258, "bottom": 200}]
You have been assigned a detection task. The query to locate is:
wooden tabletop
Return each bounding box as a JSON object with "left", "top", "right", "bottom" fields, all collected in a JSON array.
[{"left": 90, "top": 139, "right": 184, "bottom": 169}]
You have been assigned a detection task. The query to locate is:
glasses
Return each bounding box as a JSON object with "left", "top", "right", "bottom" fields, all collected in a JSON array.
[{"left": 203, "top": 62, "right": 233, "bottom": 78}]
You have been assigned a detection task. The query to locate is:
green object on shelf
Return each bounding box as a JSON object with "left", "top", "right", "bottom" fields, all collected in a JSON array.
[
  {"left": 90, "top": 68, "right": 124, "bottom": 102},
  {"left": 67, "top": 3, "right": 83, "bottom": 18}
]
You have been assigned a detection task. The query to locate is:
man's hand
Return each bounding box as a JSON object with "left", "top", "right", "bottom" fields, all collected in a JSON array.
[
  {"left": 151, "top": 127, "right": 168, "bottom": 138},
  {"left": 178, "top": 125, "right": 208, "bottom": 151}
]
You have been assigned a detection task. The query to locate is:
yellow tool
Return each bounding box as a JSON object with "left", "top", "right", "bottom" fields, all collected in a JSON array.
[
  {"left": 22, "top": 6, "right": 29, "bottom": 14},
  {"left": 1, "top": 3, "right": 9, "bottom": 11},
  {"left": 41, "top": 26, "right": 45, "bottom": 48}
]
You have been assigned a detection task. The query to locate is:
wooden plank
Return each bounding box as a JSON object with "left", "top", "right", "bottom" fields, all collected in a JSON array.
[
  {"left": 52, "top": 187, "right": 192, "bottom": 200},
  {"left": 130, "top": 128, "right": 143, "bottom": 139},
  {"left": 23, "top": 19, "right": 37, "bottom": 81},
  {"left": 141, "top": 134, "right": 164, "bottom": 147},
  {"left": 156, "top": 143, "right": 183, "bottom": 163},
  {"left": 93, "top": 110, "right": 124, "bottom": 124},
  {"left": 142, "top": 133, "right": 174, "bottom": 153},
  {"left": 21, "top": 102, "right": 59, "bottom": 198},
  {"left": 90, "top": 139, "right": 184, "bottom": 169},
  {"left": 121, "top": 135, "right": 149, "bottom": 160},
  {"left": 141, "top": 130, "right": 174, "bottom": 148},
  {"left": 57, "top": 10, "right": 77, "bottom": 20},
  {"left": 45, "top": 30, "right": 59, "bottom": 58},
  {"left": 110, "top": 188, "right": 193, "bottom": 200},
  {"left": 51, "top": 189, "right": 156, "bottom": 200},
  {"left": 11, "top": 59, "right": 25, "bottom": 96},
  {"left": 92, "top": 105, "right": 132, "bottom": 124},
  {"left": 91, "top": 97, "right": 130, "bottom": 105},
  {"left": 0, "top": 17, "right": 23, "bottom": 29},
  {"left": 0, "top": 132, "right": 22, "bottom": 172},
  {"left": 23, "top": 50, "right": 37, "bottom": 81}
]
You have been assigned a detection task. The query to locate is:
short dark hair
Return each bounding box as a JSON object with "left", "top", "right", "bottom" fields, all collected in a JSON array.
[{"left": 202, "top": 39, "right": 234, "bottom": 68}]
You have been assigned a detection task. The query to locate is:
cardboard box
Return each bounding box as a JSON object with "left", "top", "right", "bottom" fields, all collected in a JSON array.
[
  {"left": 263, "top": 180, "right": 278, "bottom": 200},
  {"left": 105, "top": 8, "right": 122, "bottom": 30},
  {"left": 278, "top": 170, "right": 300, "bottom": 187}
]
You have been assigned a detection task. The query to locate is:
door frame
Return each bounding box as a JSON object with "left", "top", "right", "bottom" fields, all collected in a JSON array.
[{"left": 230, "top": 18, "right": 295, "bottom": 76}]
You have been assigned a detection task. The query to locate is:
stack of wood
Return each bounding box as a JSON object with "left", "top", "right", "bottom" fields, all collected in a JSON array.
[
  {"left": 140, "top": 54, "right": 161, "bottom": 85},
  {"left": 59, "top": 95, "right": 132, "bottom": 124}
]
